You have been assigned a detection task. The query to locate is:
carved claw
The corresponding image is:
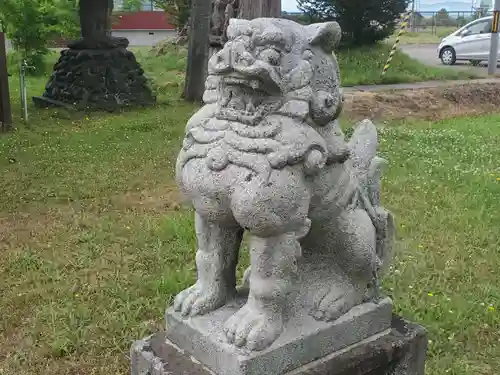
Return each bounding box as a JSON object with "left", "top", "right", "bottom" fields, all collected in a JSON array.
[
  {"left": 310, "top": 285, "right": 362, "bottom": 322},
  {"left": 173, "top": 284, "right": 229, "bottom": 317},
  {"left": 224, "top": 303, "right": 284, "bottom": 351}
]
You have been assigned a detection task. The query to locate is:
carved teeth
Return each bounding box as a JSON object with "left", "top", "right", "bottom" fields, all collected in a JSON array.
[
  {"left": 250, "top": 80, "right": 260, "bottom": 90},
  {"left": 223, "top": 77, "right": 262, "bottom": 91},
  {"left": 225, "top": 77, "right": 247, "bottom": 85},
  {"left": 246, "top": 102, "right": 255, "bottom": 113}
]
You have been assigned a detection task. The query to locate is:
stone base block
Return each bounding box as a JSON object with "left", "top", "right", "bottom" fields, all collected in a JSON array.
[
  {"left": 131, "top": 316, "right": 427, "bottom": 375},
  {"left": 165, "top": 297, "right": 393, "bottom": 375}
]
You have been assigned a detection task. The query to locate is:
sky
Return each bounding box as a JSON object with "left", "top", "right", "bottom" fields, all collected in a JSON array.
[
  {"left": 282, "top": 1, "right": 495, "bottom": 11},
  {"left": 418, "top": 0, "right": 485, "bottom": 3},
  {"left": 282, "top": 0, "right": 299, "bottom": 12}
]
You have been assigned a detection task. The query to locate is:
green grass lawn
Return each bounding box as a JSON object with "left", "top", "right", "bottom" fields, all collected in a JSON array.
[
  {"left": 1, "top": 92, "right": 500, "bottom": 375},
  {"left": 336, "top": 44, "right": 478, "bottom": 86},
  {"left": 137, "top": 43, "right": 479, "bottom": 87},
  {"left": 1, "top": 46, "right": 498, "bottom": 374}
]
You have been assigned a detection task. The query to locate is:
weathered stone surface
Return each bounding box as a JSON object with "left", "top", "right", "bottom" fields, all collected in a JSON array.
[
  {"left": 35, "top": 47, "right": 155, "bottom": 111},
  {"left": 131, "top": 335, "right": 210, "bottom": 375},
  {"left": 131, "top": 316, "right": 427, "bottom": 375},
  {"left": 67, "top": 36, "right": 129, "bottom": 50},
  {"left": 166, "top": 297, "right": 392, "bottom": 375},
  {"left": 32, "top": 96, "right": 76, "bottom": 111},
  {"left": 173, "top": 16, "right": 396, "bottom": 355},
  {"left": 287, "top": 316, "right": 427, "bottom": 375}
]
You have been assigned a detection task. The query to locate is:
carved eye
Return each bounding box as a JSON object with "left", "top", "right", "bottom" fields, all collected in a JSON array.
[{"left": 259, "top": 48, "right": 281, "bottom": 66}]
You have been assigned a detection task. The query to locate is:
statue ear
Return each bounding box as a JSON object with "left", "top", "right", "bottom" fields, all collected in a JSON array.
[
  {"left": 306, "top": 22, "right": 342, "bottom": 53},
  {"left": 227, "top": 18, "right": 252, "bottom": 39}
]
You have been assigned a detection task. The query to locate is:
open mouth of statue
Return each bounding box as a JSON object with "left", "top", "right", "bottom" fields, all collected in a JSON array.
[
  {"left": 221, "top": 88, "right": 263, "bottom": 114},
  {"left": 218, "top": 74, "right": 272, "bottom": 115},
  {"left": 222, "top": 74, "right": 268, "bottom": 93}
]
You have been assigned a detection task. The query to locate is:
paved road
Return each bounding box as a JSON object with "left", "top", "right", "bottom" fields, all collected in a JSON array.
[
  {"left": 343, "top": 78, "right": 500, "bottom": 92},
  {"left": 400, "top": 44, "right": 489, "bottom": 76}
]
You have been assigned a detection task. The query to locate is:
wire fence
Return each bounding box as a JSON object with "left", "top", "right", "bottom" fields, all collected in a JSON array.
[{"left": 408, "top": 10, "right": 494, "bottom": 36}]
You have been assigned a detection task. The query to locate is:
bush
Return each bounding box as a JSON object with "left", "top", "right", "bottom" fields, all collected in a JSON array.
[
  {"left": 1, "top": 0, "right": 79, "bottom": 76},
  {"left": 297, "top": 0, "right": 410, "bottom": 48},
  {"left": 150, "top": 37, "right": 189, "bottom": 57},
  {"left": 6, "top": 50, "right": 56, "bottom": 77}
]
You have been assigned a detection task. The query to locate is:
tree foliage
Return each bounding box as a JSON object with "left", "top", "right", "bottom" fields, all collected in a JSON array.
[
  {"left": 121, "top": 0, "right": 144, "bottom": 12},
  {"left": 433, "top": 8, "right": 454, "bottom": 26},
  {"left": 281, "top": 11, "right": 316, "bottom": 25},
  {"left": 0, "top": 0, "right": 79, "bottom": 74},
  {"left": 297, "top": 0, "right": 410, "bottom": 48},
  {"left": 119, "top": 0, "right": 190, "bottom": 32},
  {"left": 154, "top": 0, "right": 191, "bottom": 31}
]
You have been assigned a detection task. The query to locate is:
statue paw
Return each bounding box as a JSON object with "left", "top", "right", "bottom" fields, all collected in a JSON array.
[
  {"left": 310, "top": 285, "right": 362, "bottom": 322},
  {"left": 223, "top": 303, "right": 284, "bottom": 351},
  {"left": 173, "top": 284, "right": 230, "bottom": 317}
]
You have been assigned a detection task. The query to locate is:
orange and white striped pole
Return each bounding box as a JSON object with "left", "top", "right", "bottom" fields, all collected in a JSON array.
[{"left": 382, "top": 12, "right": 411, "bottom": 76}]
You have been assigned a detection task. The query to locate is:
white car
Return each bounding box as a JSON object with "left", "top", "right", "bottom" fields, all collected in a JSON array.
[{"left": 438, "top": 16, "right": 498, "bottom": 66}]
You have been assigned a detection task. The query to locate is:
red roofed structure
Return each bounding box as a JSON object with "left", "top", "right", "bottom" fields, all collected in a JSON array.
[
  {"left": 113, "top": 11, "right": 175, "bottom": 30},
  {"left": 111, "top": 11, "right": 176, "bottom": 46}
]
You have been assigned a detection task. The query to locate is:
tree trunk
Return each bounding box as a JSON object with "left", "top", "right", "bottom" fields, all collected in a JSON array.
[
  {"left": 79, "top": 0, "right": 114, "bottom": 39},
  {"left": 239, "top": 0, "right": 281, "bottom": 19},
  {"left": 0, "top": 32, "right": 12, "bottom": 132},
  {"left": 184, "top": 0, "right": 211, "bottom": 102}
]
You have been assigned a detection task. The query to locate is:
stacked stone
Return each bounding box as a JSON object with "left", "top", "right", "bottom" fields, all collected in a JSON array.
[{"left": 40, "top": 46, "right": 155, "bottom": 111}]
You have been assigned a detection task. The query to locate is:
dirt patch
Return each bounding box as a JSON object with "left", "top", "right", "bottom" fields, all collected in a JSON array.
[
  {"left": 110, "top": 186, "right": 185, "bottom": 213},
  {"left": 0, "top": 209, "right": 66, "bottom": 253},
  {"left": 343, "top": 83, "right": 500, "bottom": 122},
  {"left": 0, "top": 186, "right": 185, "bottom": 255}
]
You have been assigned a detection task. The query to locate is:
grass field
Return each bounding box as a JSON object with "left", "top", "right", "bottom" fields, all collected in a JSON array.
[
  {"left": 335, "top": 44, "right": 477, "bottom": 86},
  {"left": 1, "top": 46, "right": 498, "bottom": 374}
]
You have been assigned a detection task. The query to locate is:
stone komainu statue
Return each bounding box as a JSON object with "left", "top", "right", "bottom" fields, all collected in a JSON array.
[{"left": 174, "top": 18, "right": 395, "bottom": 352}]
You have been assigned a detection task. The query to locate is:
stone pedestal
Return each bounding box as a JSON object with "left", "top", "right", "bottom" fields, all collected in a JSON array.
[
  {"left": 33, "top": 38, "right": 155, "bottom": 111},
  {"left": 165, "top": 297, "right": 393, "bottom": 375},
  {"left": 131, "top": 315, "right": 427, "bottom": 375}
]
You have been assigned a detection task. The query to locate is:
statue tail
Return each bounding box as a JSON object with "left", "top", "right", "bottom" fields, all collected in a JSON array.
[
  {"left": 347, "top": 119, "right": 378, "bottom": 184},
  {"left": 348, "top": 119, "right": 394, "bottom": 275}
]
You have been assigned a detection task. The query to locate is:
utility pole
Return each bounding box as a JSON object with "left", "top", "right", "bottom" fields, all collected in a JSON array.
[
  {"left": 410, "top": 0, "right": 416, "bottom": 32},
  {"left": 0, "top": 31, "right": 12, "bottom": 132},
  {"left": 488, "top": 0, "right": 500, "bottom": 75}
]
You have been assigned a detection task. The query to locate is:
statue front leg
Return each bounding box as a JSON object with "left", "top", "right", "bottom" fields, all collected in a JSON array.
[
  {"left": 224, "top": 233, "right": 300, "bottom": 350},
  {"left": 174, "top": 212, "right": 243, "bottom": 317},
  {"left": 224, "top": 169, "right": 311, "bottom": 351}
]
